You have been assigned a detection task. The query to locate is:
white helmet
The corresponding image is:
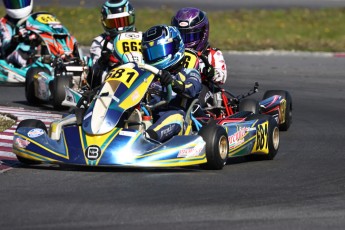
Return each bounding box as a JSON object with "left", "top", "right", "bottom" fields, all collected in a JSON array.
[{"left": 3, "top": 0, "right": 33, "bottom": 19}]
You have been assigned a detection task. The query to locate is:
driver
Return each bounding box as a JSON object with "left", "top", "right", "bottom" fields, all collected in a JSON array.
[
  {"left": 0, "top": 0, "right": 35, "bottom": 67},
  {"left": 171, "top": 7, "right": 228, "bottom": 108},
  {"left": 89, "top": 0, "right": 136, "bottom": 88},
  {"left": 141, "top": 25, "right": 202, "bottom": 142}
]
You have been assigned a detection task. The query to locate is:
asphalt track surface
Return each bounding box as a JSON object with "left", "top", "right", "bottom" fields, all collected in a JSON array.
[
  {"left": 35, "top": 0, "right": 345, "bottom": 10},
  {"left": 1, "top": 53, "right": 345, "bottom": 229}
]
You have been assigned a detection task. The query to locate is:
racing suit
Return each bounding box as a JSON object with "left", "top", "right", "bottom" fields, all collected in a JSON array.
[
  {"left": 197, "top": 46, "right": 228, "bottom": 108},
  {"left": 0, "top": 15, "right": 34, "bottom": 67},
  {"left": 89, "top": 33, "right": 120, "bottom": 87},
  {"left": 146, "top": 67, "right": 202, "bottom": 142}
]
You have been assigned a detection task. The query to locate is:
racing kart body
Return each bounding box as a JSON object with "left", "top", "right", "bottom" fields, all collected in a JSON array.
[
  {"left": 0, "top": 12, "right": 89, "bottom": 109},
  {"left": 184, "top": 49, "right": 293, "bottom": 131},
  {"left": 13, "top": 61, "right": 280, "bottom": 170}
]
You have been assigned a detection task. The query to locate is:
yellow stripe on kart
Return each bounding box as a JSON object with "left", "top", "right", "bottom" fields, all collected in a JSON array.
[
  {"left": 119, "top": 74, "right": 154, "bottom": 110},
  {"left": 138, "top": 155, "right": 207, "bottom": 167},
  {"left": 15, "top": 133, "right": 70, "bottom": 159},
  {"left": 14, "top": 148, "right": 59, "bottom": 162}
]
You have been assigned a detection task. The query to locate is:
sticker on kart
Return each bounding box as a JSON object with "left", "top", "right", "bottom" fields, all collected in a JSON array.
[{"left": 254, "top": 121, "right": 269, "bottom": 153}]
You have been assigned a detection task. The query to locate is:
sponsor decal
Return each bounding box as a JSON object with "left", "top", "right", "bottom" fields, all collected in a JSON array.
[
  {"left": 178, "top": 146, "right": 204, "bottom": 158},
  {"left": 160, "top": 124, "right": 173, "bottom": 136},
  {"left": 119, "top": 130, "right": 136, "bottom": 137},
  {"left": 13, "top": 137, "right": 30, "bottom": 149},
  {"left": 27, "top": 128, "right": 45, "bottom": 138},
  {"left": 85, "top": 145, "right": 101, "bottom": 160},
  {"left": 179, "top": 21, "right": 189, "bottom": 27},
  {"left": 228, "top": 127, "right": 254, "bottom": 149},
  {"left": 125, "top": 33, "right": 141, "bottom": 39},
  {"left": 131, "top": 90, "right": 140, "bottom": 102}
]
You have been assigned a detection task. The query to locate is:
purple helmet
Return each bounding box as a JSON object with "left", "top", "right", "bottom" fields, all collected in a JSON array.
[{"left": 171, "top": 7, "right": 209, "bottom": 52}]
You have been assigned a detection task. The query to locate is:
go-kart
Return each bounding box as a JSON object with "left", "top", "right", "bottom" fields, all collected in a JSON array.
[
  {"left": 185, "top": 50, "right": 292, "bottom": 131},
  {"left": 13, "top": 61, "right": 281, "bottom": 170},
  {"left": 0, "top": 12, "right": 89, "bottom": 109}
]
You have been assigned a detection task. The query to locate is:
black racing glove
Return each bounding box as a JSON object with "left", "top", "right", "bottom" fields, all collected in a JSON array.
[
  {"left": 159, "top": 70, "right": 173, "bottom": 86},
  {"left": 202, "top": 65, "right": 215, "bottom": 79},
  {"left": 97, "top": 49, "right": 111, "bottom": 66},
  {"left": 172, "top": 79, "right": 185, "bottom": 94}
]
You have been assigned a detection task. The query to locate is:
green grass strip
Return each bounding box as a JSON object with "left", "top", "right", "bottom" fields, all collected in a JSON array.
[
  {"left": 0, "top": 113, "right": 16, "bottom": 132},
  {"left": 1, "top": 7, "right": 345, "bottom": 51}
]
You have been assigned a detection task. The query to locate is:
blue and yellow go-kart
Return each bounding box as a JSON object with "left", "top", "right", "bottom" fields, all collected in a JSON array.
[
  {"left": 13, "top": 62, "right": 280, "bottom": 170},
  {"left": 0, "top": 12, "right": 89, "bottom": 109}
]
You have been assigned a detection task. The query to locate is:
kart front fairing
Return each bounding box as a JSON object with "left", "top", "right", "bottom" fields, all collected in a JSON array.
[
  {"left": 82, "top": 63, "right": 156, "bottom": 135},
  {"left": 13, "top": 116, "right": 207, "bottom": 167}
]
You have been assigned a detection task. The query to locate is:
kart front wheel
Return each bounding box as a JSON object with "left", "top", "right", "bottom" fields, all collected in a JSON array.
[
  {"left": 199, "top": 121, "right": 229, "bottom": 170},
  {"left": 52, "top": 75, "right": 72, "bottom": 110},
  {"left": 25, "top": 67, "right": 50, "bottom": 105},
  {"left": 15, "top": 119, "right": 47, "bottom": 165},
  {"left": 263, "top": 90, "right": 292, "bottom": 131}
]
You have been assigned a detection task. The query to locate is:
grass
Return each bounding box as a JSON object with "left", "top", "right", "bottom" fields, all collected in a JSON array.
[
  {"left": 0, "top": 114, "right": 16, "bottom": 132},
  {"left": 1, "top": 7, "right": 345, "bottom": 51}
]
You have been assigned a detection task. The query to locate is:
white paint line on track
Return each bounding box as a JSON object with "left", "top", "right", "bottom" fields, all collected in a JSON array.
[
  {"left": 0, "top": 135, "right": 14, "bottom": 140},
  {"left": 0, "top": 151, "right": 16, "bottom": 158},
  {"left": 0, "top": 143, "right": 13, "bottom": 147}
]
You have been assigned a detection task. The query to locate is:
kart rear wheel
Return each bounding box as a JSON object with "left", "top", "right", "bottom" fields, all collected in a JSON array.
[
  {"left": 199, "top": 121, "right": 229, "bottom": 170},
  {"left": 263, "top": 90, "right": 292, "bottom": 131},
  {"left": 239, "top": 98, "right": 260, "bottom": 114},
  {"left": 15, "top": 119, "right": 47, "bottom": 165},
  {"left": 246, "top": 114, "right": 280, "bottom": 160},
  {"left": 52, "top": 75, "right": 72, "bottom": 110},
  {"left": 25, "top": 67, "right": 50, "bottom": 105}
]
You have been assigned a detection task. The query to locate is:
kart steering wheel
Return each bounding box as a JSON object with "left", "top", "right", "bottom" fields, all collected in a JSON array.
[{"left": 138, "top": 63, "right": 172, "bottom": 109}]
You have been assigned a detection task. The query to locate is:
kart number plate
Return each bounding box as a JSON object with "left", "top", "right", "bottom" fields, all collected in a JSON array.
[
  {"left": 36, "top": 14, "right": 60, "bottom": 24},
  {"left": 106, "top": 68, "right": 139, "bottom": 88},
  {"left": 183, "top": 51, "right": 198, "bottom": 69},
  {"left": 116, "top": 40, "right": 142, "bottom": 55},
  {"left": 255, "top": 121, "right": 269, "bottom": 153}
]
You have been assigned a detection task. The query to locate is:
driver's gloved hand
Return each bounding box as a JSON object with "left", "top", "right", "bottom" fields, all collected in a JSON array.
[
  {"left": 97, "top": 50, "right": 111, "bottom": 66},
  {"left": 159, "top": 70, "right": 173, "bottom": 86},
  {"left": 171, "top": 79, "right": 185, "bottom": 94},
  {"left": 202, "top": 65, "right": 215, "bottom": 79}
]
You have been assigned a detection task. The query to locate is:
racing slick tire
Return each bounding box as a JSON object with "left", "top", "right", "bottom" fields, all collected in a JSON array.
[
  {"left": 52, "top": 75, "right": 72, "bottom": 110},
  {"left": 263, "top": 90, "right": 292, "bottom": 131},
  {"left": 245, "top": 114, "right": 280, "bottom": 160},
  {"left": 15, "top": 119, "right": 47, "bottom": 165},
  {"left": 239, "top": 98, "right": 260, "bottom": 114},
  {"left": 198, "top": 120, "right": 229, "bottom": 170},
  {"left": 25, "top": 67, "right": 50, "bottom": 105}
]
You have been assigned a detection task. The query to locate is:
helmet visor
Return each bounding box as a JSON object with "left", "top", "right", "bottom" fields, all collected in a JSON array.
[
  {"left": 142, "top": 42, "right": 175, "bottom": 63},
  {"left": 179, "top": 30, "right": 202, "bottom": 44},
  {"left": 103, "top": 14, "right": 135, "bottom": 30},
  {"left": 3, "top": 0, "right": 31, "bottom": 9}
]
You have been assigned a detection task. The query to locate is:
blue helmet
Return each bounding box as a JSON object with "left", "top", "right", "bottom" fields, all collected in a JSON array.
[
  {"left": 142, "top": 25, "right": 185, "bottom": 71},
  {"left": 101, "top": 0, "right": 135, "bottom": 37}
]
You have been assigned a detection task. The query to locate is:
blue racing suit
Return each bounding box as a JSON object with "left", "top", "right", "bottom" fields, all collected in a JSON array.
[{"left": 146, "top": 67, "right": 202, "bottom": 142}]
